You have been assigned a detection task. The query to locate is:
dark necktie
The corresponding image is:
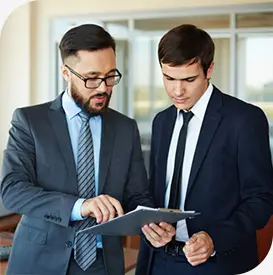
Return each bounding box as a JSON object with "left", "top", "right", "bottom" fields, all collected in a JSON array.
[
  {"left": 168, "top": 111, "right": 194, "bottom": 209},
  {"left": 74, "top": 112, "right": 97, "bottom": 271}
]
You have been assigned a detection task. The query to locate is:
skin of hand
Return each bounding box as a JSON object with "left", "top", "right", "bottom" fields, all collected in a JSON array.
[
  {"left": 141, "top": 222, "right": 176, "bottom": 248},
  {"left": 81, "top": 194, "right": 124, "bottom": 223},
  {"left": 183, "top": 231, "right": 214, "bottom": 266}
]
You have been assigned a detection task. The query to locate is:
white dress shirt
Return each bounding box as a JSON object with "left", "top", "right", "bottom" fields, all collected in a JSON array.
[{"left": 165, "top": 83, "right": 213, "bottom": 242}]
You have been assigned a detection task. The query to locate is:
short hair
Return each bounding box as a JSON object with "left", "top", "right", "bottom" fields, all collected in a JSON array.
[
  {"left": 158, "top": 24, "right": 215, "bottom": 76},
  {"left": 59, "top": 24, "right": 116, "bottom": 62}
]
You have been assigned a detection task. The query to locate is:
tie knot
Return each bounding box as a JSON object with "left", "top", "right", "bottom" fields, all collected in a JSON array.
[
  {"left": 78, "top": 112, "right": 90, "bottom": 123},
  {"left": 181, "top": 110, "right": 194, "bottom": 125}
]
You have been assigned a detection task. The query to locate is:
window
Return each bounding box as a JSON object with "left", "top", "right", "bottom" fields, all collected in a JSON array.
[
  {"left": 238, "top": 36, "right": 273, "bottom": 153},
  {"left": 237, "top": 36, "right": 273, "bottom": 119},
  {"left": 52, "top": 6, "right": 273, "bottom": 162}
]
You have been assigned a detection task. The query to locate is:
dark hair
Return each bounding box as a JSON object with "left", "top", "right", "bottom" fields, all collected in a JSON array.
[
  {"left": 59, "top": 24, "right": 116, "bottom": 62},
  {"left": 158, "top": 24, "right": 215, "bottom": 76}
]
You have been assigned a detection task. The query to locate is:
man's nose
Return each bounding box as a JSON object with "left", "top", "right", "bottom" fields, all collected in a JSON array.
[
  {"left": 173, "top": 80, "right": 185, "bottom": 96},
  {"left": 96, "top": 79, "right": 108, "bottom": 93}
]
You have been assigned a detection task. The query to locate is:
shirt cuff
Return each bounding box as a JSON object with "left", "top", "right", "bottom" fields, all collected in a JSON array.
[
  {"left": 70, "top": 198, "right": 86, "bottom": 221},
  {"left": 211, "top": 250, "right": 216, "bottom": 257}
]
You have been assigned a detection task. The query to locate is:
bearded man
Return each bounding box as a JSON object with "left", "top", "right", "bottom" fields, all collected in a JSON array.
[{"left": 0, "top": 24, "right": 162, "bottom": 275}]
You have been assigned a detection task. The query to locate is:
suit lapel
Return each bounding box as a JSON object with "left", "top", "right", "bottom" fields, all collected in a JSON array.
[
  {"left": 48, "top": 94, "right": 77, "bottom": 191},
  {"left": 157, "top": 106, "right": 177, "bottom": 206},
  {"left": 186, "top": 88, "right": 224, "bottom": 198},
  {"left": 98, "top": 110, "right": 115, "bottom": 194}
]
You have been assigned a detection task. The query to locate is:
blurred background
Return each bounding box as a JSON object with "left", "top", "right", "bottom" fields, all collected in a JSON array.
[{"left": 0, "top": 1, "right": 272, "bottom": 273}]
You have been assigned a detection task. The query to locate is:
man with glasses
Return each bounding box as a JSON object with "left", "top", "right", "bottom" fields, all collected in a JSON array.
[{"left": 1, "top": 24, "right": 169, "bottom": 275}]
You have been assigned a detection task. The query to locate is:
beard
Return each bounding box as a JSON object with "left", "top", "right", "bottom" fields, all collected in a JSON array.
[{"left": 70, "top": 82, "right": 111, "bottom": 116}]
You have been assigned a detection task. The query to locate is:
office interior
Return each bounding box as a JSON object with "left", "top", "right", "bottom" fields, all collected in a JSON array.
[{"left": 0, "top": 0, "right": 272, "bottom": 274}]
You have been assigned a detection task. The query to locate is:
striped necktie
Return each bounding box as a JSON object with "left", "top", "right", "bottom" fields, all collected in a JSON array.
[{"left": 74, "top": 111, "right": 97, "bottom": 271}]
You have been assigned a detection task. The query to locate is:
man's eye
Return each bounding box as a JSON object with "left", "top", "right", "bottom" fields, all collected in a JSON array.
[
  {"left": 186, "top": 78, "right": 195, "bottom": 82},
  {"left": 166, "top": 76, "right": 174, "bottom": 81}
]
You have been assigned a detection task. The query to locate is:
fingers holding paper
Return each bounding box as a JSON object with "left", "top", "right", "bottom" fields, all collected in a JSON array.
[
  {"left": 142, "top": 222, "right": 176, "bottom": 248},
  {"left": 81, "top": 194, "right": 124, "bottom": 223},
  {"left": 183, "top": 231, "right": 214, "bottom": 266}
]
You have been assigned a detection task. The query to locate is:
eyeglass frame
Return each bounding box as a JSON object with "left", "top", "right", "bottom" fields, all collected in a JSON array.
[{"left": 65, "top": 64, "right": 122, "bottom": 89}]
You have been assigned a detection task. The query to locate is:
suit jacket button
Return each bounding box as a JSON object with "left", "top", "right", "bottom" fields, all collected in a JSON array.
[{"left": 66, "top": 241, "right": 72, "bottom": 248}]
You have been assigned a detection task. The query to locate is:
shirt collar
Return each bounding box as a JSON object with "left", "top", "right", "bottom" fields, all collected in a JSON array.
[
  {"left": 62, "top": 89, "right": 81, "bottom": 120},
  {"left": 177, "top": 83, "right": 213, "bottom": 122}
]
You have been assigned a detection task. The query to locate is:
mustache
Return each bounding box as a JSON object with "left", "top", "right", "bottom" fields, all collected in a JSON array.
[
  {"left": 85, "top": 92, "right": 109, "bottom": 106},
  {"left": 90, "top": 92, "right": 109, "bottom": 99}
]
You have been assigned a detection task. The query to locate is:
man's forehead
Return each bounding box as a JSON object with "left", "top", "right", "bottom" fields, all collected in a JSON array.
[
  {"left": 84, "top": 68, "right": 117, "bottom": 76},
  {"left": 75, "top": 53, "right": 116, "bottom": 75},
  {"left": 161, "top": 62, "right": 200, "bottom": 76}
]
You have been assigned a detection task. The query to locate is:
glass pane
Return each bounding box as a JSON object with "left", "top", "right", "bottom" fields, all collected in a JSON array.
[
  {"left": 135, "top": 15, "right": 230, "bottom": 31},
  {"left": 153, "top": 36, "right": 172, "bottom": 115},
  {"left": 237, "top": 36, "right": 273, "bottom": 155},
  {"left": 211, "top": 38, "right": 230, "bottom": 93},
  {"left": 236, "top": 12, "right": 273, "bottom": 28},
  {"left": 133, "top": 36, "right": 172, "bottom": 133},
  {"left": 104, "top": 20, "right": 129, "bottom": 115},
  {"left": 134, "top": 37, "right": 151, "bottom": 124},
  {"left": 133, "top": 36, "right": 153, "bottom": 168},
  {"left": 111, "top": 39, "right": 129, "bottom": 115},
  {"left": 133, "top": 34, "right": 171, "bottom": 168},
  {"left": 105, "top": 20, "right": 129, "bottom": 37}
]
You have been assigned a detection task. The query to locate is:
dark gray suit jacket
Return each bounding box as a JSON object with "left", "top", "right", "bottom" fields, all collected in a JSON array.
[{"left": 1, "top": 94, "right": 153, "bottom": 275}]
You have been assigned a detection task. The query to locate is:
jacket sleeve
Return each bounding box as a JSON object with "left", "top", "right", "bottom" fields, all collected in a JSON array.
[
  {"left": 1, "top": 108, "right": 78, "bottom": 227},
  {"left": 206, "top": 107, "right": 273, "bottom": 253}
]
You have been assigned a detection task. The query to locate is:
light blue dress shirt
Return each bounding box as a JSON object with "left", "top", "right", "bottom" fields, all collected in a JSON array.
[{"left": 62, "top": 90, "right": 102, "bottom": 248}]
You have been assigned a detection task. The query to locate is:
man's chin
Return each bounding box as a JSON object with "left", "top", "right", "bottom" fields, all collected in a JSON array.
[
  {"left": 174, "top": 102, "right": 193, "bottom": 111},
  {"left": 86, "top": 104, "right": 108, "bottom": 115}
]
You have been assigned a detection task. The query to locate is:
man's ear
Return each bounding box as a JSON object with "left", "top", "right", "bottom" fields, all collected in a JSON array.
[
  {"left": 206, "top": 61, "right": 214, "bottom": 79},
  {"left": 61, "top": 64, "right": 70, "bottom": 83}
]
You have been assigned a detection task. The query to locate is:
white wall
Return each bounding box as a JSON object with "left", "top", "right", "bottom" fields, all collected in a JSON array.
[{"left": 0, "top": 2, "right": 31, "bottom": 168}]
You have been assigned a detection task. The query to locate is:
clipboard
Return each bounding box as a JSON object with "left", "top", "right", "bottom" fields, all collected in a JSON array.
[{"left": 77, "top": 206, "right": 200, "bottom": 236}]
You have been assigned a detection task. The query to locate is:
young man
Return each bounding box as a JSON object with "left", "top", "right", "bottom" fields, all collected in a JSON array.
[
  {"left": 136, "top": 24, "right": 273, "bottom": 275},
  {"left": 1, "top": 24, "right": 167, "bottom": 275}
]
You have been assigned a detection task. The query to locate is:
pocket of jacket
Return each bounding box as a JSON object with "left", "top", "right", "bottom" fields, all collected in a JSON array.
[{"left": 20, "top": 222, "right": 48, "bottom": 245}]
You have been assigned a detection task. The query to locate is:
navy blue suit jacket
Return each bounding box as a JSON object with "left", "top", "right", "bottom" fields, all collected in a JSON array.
[{"left": 136, "top": 87, "right": 273, "bottom": 275}]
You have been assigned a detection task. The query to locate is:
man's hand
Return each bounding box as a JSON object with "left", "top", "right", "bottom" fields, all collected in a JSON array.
[
  {"left": 141, "top": 222, "right": 176, "bottom": 248},
  {"left": 81, "top": 194, "right": 124, "bottom": 223},
  {"left": 183, "top": 231, "right": 214, "bottom": 266}
]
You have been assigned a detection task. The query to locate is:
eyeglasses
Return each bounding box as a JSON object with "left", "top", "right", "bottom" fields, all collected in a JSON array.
[{"left": 65, "top": 64, "right": 122, "bottom": 89}]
